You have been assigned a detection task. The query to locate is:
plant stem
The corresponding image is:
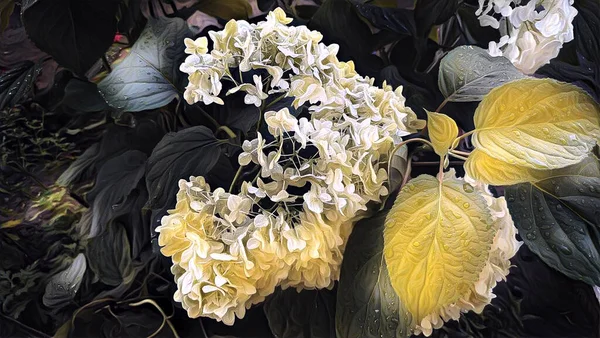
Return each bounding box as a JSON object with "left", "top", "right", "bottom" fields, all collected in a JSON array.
[
  {"left": 217, "top": 125, "right": 236, "bottom": 139},
  {"left": 229, "top": 165, "right": 244, "bottom": 193},
  {"left": 451, "top": 130, "right": 475, "bottom": 149},
  {"left": 436, "top": 97, "right": 450, "bottom": 113}
]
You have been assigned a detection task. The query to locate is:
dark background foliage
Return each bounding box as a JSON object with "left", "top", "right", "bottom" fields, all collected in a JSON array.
[{"left": 1, "top": 0, "right": 599, "bottom": 337}]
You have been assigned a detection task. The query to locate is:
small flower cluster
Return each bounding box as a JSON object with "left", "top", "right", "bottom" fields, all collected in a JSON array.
[
  {"left": 415, "top": 175, "right": 522, "bottom": 336},
  {"left": 158, "top": 8, "right": 424, "bottom": 324},
  {"left": 477, "top": 0, "right": 577, "bottom": 74}
]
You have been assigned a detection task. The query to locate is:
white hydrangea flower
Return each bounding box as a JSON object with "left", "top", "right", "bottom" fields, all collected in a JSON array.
[
  {"left": 477, "top": 0, "right": 577, "bottom": 74},
  {"left": 160, "top": 7, "right": 426, "bottom": 326}
]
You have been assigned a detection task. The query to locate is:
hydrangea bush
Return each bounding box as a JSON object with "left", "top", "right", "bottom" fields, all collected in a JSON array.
[
  {"left": 157, "top": 9, "right": 425, "bottom": 324},
  {"left": 4, "top": 1, "right": 600, "bottom": 337},
  {"left": 153, "top": 9, "right": 565, "bottom": 334}
]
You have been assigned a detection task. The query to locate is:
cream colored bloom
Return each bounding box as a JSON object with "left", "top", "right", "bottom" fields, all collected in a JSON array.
[
  {"left": 166, "top": 8, "right": 427, "bottom": 326},
  {"left": 264, "top": 107, "right": 298, "bottom": 135},
  {"left": 478, "top": 0, "right": 577, "bottom": 74},
  {"left": 184, "top": 37, "right": 209, "bottom": 55}
]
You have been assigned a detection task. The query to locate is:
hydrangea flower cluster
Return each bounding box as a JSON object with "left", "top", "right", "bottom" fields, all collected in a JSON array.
[
  {"left": 477, "top": 0, "right": 577, "bottom": 74},
  {"left": 416, "top": 175, "right": 522, "bottom": 336},
  {"left": 157, "top": 8, "right": 424, "bottom": 325}
]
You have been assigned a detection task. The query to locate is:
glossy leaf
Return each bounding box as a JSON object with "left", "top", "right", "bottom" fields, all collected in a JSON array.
[
  {"left": 43, "top": 253, "right": 87, "bottom": 308},
  {"left": 384, "top": 171, "right": 495, "bottom": 326},
  {"left": 354, "top": 4, "right": 416, "bottom": 36},
  {"left": 86, "top": 150, "right": 147, "bottom": 238},
  {"left": 98, "top": 18, "right": 190, "bottom": 112},
  {"left": 62, "top": 78, "right": 108, "bottom": 112},
  {"left": 336, "top": 212, "right": 411, "bottom": 338},
  {"left": 438, "top": 46, "right": 525, "bottom": 102},
  {"left": 264, "top": 287, "right": 336, "bottom": 338},
  {"left": 0, "top": 61, "right": 42, "bottom": 110},
  {"left": 21, "top": 0, "right": 120, "bottom": 75},
  {"left": 505, "top": 159, "right": 600, "bottom": 286},
  {"left": 466, "top": 78, "right": 600, "bottom": 185},
  {"left": 414, "top": 0, "right": 461, "bottom": 37},
  {"left": 86, "top": 224, "right": 134, "bottom": 286},
  {"left": 389, "top": 145, "right": 408, "bottom": 193},
  {"left": 146, "top": 126, "right": 222, "bottom": 212},
  {"left": 427, "top": 111, "right": 458, "bottom": 157}
]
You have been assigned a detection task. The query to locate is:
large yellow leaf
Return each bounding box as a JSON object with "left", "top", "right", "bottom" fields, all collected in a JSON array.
[
  {"left": 427, "top": 111, "right": 458, "bottom": 157},
  {"left": 469, "top": 78, "right": 600, "bottom": 185},
  {"left": 464, "top": 149, "right": 551, "bottom": 185},
  {"left": 383, "top": 171, "right": 495, "bottom": 326}
]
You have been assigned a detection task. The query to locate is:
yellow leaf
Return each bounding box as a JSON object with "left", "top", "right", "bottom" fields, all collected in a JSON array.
[
  {"left": 383, "top": 170, "right": 495, "bottom": 327},
  {"left": 1, "top": 219, "right": 21, "bottom": 229},
  {"left": 427, "top": 111, "right": 458, "bottom": 157},
  {"left": 464, "top": 149, "right": 550, "bottom": 185},
  {"left": 468, "top": 78, "right": 600, "bottom": 185}
]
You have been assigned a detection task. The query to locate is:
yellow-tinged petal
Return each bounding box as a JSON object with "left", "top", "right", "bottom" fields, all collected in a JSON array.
[
  {"left": 383, "top": 170, "right": 496, "bottom": 327},
  {"left": 472, "top": 78, "right": 600, "bottom": 173},
  {"left": 427, "top": 111, "right": 459, "bottom": 157}
]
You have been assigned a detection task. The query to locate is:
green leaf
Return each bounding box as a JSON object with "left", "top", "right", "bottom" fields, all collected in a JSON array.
[
  {"left": 0, "top": 0, "right": 14, "bottom": 32},
  {"left": 336, "top": 212, "right": 411, "bottom": 338},
  {"left": 414, "top": 0, "right": 462, "bottom": 37},
  {"left": 98, "top": 18, "right": 190, "bottom": 112},
  {"left": 62, "top": 78, "right": 109, "bottom": 112},
  {"left": 57, "top": 115, "right": 167, "bottom": 187},
  {"left": 21, "top": 0, "right": 120, "bottom": 75},
  {"left": 194, "top": 0, "right": 252, "bottom": 20},
  {"left": 146, "top": 126, "right": 223, "bottom": 213},
  {"left": 86, "top": 224, "right": 134, "bottom": 286},
  {"left": 264, "top": 287, "right": 336, "bottom": 338},
  {"left": 438, "top": 45, "right": 525, "bottom": 102},
  {"left": 354, "top": 4, "right": 416, "bottom": 36},
  {"left": 505, "top": 156, "right": 600, "bottom": 286},
  {"left": 43, "top": 253, "right": 86, "bottom": 308},
  {"left": 86, "top": 150, "right": 147, "bottom": 238},
  {"left": 0, "top": 61, "right": 42, "bottom": 110}
]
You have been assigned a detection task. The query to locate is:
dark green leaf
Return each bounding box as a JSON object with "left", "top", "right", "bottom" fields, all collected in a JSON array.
[
  {"left": 61, "top": 78, "right": 108, "bottom": 112},
  {"left": 43, "top": 253, "right": 86, "bottom": 308},
  {"left": 21, "top": 0, "right": 120, "bottom": 75},
  {"left": 258, "top": 0, "right": 276, "bottom": 12},
  {"left": 438, "top": 46, "right": 525, "bottom": 102},
  {"left": 574, "top": 0, "right": 600, "bottom": 74},
  {"left": 57, "top": 115, "right": 167, "bottom": 187},
  {"left": 264, "top": 287, "right": 336, "bottom": 338},
  {"left": 354, "top": 4, "right": 416, "bottom": 36},
  {"left": 86, "top": 150, "right": 147, "bottom": 238},
  {"left": 0, "top": 61, "right": 42, "bottom": 110},
  {"left": 146, "top": 126, "right": 223, "bottom": 212},
  {"left": 98, "top": 18, "right": 191, "bottom": 112},
  {"left": 336, "top": 212, "right": 411, "bottom": 338},
  {"left": 414, "top": 0, "right": 462, "bottom": 37},
  {"left": 505, "top": 157, "right": 600, "bottom": 286},
  {"left": 309, "top": 0, "right": 380, "bottom": 76},
  {"left": 86, "top": 224, "right": 134, "bottom": 286},
  {"left": 119, "top": 187, "right": 150, "bottom": 259},
  {"left": 194, "top": 0, "right": 252, "bottom": 20}
]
